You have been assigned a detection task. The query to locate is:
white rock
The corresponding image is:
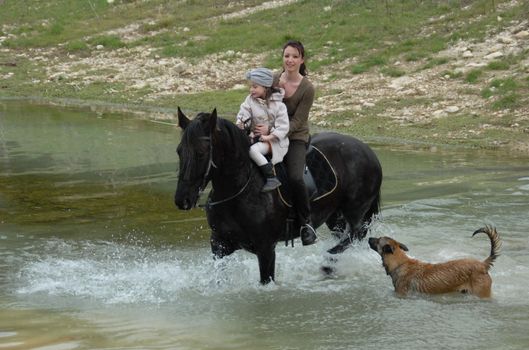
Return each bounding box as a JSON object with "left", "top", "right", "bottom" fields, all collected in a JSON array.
[
  {"left": 466, "top": 62, "right": 487, "bottom": 68},
  {"left": 362, "top": 101, "right": 375, "bottom": 108},
  {"left": 433, "top": 110, "right": 447, "bottom": 118},
  {"left": 498, "top": 36, "right": 514, "bottom": 44},
  {"left": 174, "top": 62, "right": 187, "bottom": 73},
  {"left": 462, "top": 50, "right": 473, "bottom": 58},
  {"left": 389, "top": 76, "right": 414, "bottom": 90},
  {"left": 445, "top": 106, "right": 460, "bottom": 113},
  {"left": 514, "top": 30, "right": 529, "bottom": 39},
  {"left": 484, "top": 51, "right": 503, "bottom": 60}
]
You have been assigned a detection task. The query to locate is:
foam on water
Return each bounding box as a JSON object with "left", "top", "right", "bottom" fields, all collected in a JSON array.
[
  {"left": 8, "top": 225, "right": 412, "bottom": 309},
  {"left": 12, "top": 218, "right": 527, "bottom": 309}
]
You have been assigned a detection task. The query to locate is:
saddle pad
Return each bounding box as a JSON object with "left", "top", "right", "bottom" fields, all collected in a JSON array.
[{"left": 276, "top": 145, "right": 337, "bottom": 207}]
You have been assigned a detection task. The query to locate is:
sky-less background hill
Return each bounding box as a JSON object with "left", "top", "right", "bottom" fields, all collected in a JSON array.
[{"left": 1, "top": 0, "right": 528, "bottom": 152}]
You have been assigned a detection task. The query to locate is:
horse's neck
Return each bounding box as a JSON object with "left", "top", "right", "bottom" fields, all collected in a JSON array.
[
  {"left": 210, "top": 124, "right": 259, "bottom": 196},
  {"left": 211, "top": 158, "right": 256, "bottom": 195}
]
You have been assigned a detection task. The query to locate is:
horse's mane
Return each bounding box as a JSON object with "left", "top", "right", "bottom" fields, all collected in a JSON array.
[
  {"left": 215, "top": 117, "right": 251, "bottom": 163},
  {"left": 181, "top": 112, "right": 251, "bottom": 168}
]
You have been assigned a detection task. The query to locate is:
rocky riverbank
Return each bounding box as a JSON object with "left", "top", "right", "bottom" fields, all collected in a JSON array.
[{"left": 1, "top": 0, "right": 528, "bottom": 153}]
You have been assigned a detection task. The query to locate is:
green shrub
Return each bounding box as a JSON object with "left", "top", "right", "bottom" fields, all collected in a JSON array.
[
  {"left": 48, "top": 22, "right": 64, "bottom": 36},
  {"left": 486, "top": 60, "right": 510, "bottom": 70},
  {"left": 492, "top": 93, "right": 519, "bottom": 110},
  {"left": 381, "top": 66, "right": 406, "bottom": 77},
  {"left": 422, "top": 57, "right": 449, "bottom": 70},
  {"left": 465, "top": 69, "right": 482, "bottom": 83},
  {"left": 351, "top": 64, "right": 368, "bottom": 75},
  {"left": 66, "top": 40, "right": 88, "bottom": 52},
  {"left": 490, "top": 78, "right": 517, "bottom": 92}
]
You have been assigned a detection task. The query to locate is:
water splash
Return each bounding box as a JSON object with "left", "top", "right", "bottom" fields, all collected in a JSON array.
[{"left": 13, "top": 236, "right": 380, "bottom": 305}]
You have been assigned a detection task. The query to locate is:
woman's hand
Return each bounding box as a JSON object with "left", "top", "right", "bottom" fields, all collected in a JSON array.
[
  {"left": 259, "top": 134, "right": 276, "bottom": 142},
  {"left": 253, "top": 123, "right": 269, "bottom": 136}
]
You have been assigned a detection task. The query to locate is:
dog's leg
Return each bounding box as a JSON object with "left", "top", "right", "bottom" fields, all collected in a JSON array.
[{"left": 471, "top": 273, "right": 493, "bottom": 298}]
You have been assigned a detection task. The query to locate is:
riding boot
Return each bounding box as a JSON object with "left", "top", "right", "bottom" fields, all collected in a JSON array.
[
  {"left": 259, "top": 163, "right": 281, "bottom": 192},
  {"left": 300, "top": 222, "right": 318, "bottom": 246}
]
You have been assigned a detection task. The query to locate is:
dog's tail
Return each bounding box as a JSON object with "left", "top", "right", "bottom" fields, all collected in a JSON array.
[{"left": 472, "top": 225, "right": 501, "bottom": 270}]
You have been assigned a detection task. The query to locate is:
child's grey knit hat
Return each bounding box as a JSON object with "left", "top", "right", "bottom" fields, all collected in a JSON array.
[{"left": 246, "top": 68, "right": 273, "bottom": 87}]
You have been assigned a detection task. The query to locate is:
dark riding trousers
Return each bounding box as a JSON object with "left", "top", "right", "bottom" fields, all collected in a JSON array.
[{"left": 284, "top": 139, "right": 310, "bottom": 226}]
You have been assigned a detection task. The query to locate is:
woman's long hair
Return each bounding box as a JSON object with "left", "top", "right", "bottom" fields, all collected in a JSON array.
[
  {"left": 264, "top": 86, "right": 282, "bottom": 102},
  {"left": 282, "top": 40, "right": 308, "bottom": 76}
]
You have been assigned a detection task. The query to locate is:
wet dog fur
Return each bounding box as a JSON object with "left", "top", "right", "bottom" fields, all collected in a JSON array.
[{"left": 368, "top": 225, "right": 501, "bottom": 298}]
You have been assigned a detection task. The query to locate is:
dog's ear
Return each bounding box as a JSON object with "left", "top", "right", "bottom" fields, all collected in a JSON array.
[
  {"left": 382, "top": 244, "right": 394, "bottom": 254},
  {"left": 399, "top": 243, "right": 409, "bottom": 251}
]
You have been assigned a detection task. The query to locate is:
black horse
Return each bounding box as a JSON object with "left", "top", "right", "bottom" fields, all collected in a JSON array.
[{"left": 174, "top": 108, "right": 382, "bottom": 284}]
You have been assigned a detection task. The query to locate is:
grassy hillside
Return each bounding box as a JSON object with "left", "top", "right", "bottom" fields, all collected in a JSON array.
[{"left": 1, "top": 0, "right": 528, "bottom": 152}]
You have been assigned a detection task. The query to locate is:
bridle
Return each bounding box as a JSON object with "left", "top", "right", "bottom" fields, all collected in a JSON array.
[
  {"left": 195, "top": 133, "right": 252, "bottom": 208},
  {"left": 198, "top": 135, "right": 216, "bottom": 192}
]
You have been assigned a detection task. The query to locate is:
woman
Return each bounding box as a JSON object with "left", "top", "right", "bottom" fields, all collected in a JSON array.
[{"left": 255, "top": 40, "right": 317, "bottom": 245}]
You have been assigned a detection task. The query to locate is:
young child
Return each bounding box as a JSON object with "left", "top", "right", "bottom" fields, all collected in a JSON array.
[{"left": 236, "top": 67, "right": 289, "bottom": 192}]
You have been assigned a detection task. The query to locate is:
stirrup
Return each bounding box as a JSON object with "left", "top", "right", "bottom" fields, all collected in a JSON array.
[{"left": 300, "top": 223, "right": 318, "bottom": 246}]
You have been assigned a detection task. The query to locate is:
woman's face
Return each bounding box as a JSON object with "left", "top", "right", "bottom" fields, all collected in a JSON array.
[{"left": 283, "top": 45, "right": 304, "bottom": 73}]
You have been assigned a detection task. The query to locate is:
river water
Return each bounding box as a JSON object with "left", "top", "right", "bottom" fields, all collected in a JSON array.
[{"left": 1, "top": 100, "right": 528, "bottom": 350}]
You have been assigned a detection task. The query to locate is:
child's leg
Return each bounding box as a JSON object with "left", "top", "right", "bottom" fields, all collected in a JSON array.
[
  {"left": 250, "top": 142, "right": 280, "bottom": 192},
  {"left": 249, "top": 142, "right": 270, "bottom": 166}
]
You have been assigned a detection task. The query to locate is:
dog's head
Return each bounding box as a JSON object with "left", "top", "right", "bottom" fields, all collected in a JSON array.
[
  {"left": 369, "top": 236, "right": 409, "bottom": 256},
  {"left": 369, "top": 236, "right": 410, "bottom": 274}
]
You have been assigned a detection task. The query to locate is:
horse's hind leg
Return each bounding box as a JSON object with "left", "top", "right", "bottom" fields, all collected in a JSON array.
[
  {"left": 326, "top": 194, "right": 379, "bottom": 255},
  {"left": 325, "top": 211, "right": 347, "bottom": 238},
  {"left": 326, "top": 213, "right": 370, "bottom": 254},
  {"left": 326, "top": 235, "right": 355, "bottom": 255},
  {"left": 326, "top": 221, "right": 371, "bottom": 254},
  {"left": 322, "top": 222, "right": 362, "bottom": 276}
]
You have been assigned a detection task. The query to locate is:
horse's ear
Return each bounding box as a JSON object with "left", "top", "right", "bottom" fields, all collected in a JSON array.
[
  {"left": 209, "top": 108, "right": 218, "bottom": 134},
  {"left": 177, "top": 107, "right": 190, "bottom": 130}
]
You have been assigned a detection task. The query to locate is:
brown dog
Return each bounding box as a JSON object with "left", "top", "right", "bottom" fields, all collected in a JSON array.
[{"left": 368, "top": 225, "right": 501, "bottom": 298}]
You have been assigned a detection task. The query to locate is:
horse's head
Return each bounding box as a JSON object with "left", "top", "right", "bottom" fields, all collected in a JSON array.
[{"left": 174, "top": 107, "right": 218, "bottom": 210}]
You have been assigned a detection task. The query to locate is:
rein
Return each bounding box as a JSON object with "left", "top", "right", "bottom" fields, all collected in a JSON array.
[
  {"left": 196, "top": 134, "right": 252, "bottom": 209},
  {"left": 201, "top": 174, "right": 252, "bottom": 209},
  {"left": 198, "top": 135, "right": 216, "bottom": 191}
]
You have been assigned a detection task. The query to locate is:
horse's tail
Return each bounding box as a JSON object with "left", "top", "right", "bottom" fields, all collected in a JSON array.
[
  {"left": 472, "top": 225, "right": 501, "bottom": 270},
  {"left": 365, "top": 188, "right": 381, "bottom": 223},
  {"left": 356, "top": 189, "right": 381, "bottom": 240}
]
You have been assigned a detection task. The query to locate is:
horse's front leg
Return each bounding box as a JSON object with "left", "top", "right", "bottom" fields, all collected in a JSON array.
[
  {"left": 257, "top": 247, "right": 276, "bottom": 284},
  {"left": 210, "top": 231, "right": 237, "bottom": 259}
]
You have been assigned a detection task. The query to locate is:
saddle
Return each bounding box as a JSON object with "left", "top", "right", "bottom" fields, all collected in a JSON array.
[{"left": 274, "top": 145, "right": 337, "bottom": 207}]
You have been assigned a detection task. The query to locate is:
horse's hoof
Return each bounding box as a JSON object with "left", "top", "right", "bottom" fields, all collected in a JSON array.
[
  {"left": 320, "top": 265, "right": 336, "bottom": 277},
  {"left": 327, "top": 244, "right": 349, "bottom": 255},
  {"left": 300, "top": 224, "right": 318, "bottom": 245}
]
